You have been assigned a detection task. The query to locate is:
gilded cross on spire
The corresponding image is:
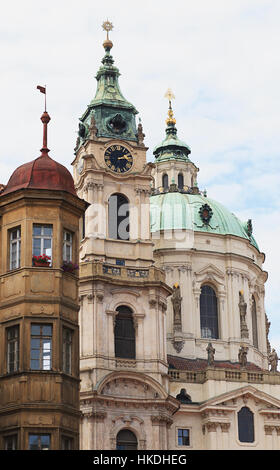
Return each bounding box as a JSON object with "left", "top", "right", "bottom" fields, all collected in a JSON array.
[
  {"left": 102, "top": 20, "right": 113, "bottom": 39},
  {"left": 102, "top": 20, "right": 114, "bottom": 51},
  {"left": 164, "top": 88, "right": 176, "bottom": 125}
]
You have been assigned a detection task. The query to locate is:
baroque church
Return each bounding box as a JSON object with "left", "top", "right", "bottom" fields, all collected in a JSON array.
[{"left": 0, "top": 23, "right": 280, "bottom": 450}]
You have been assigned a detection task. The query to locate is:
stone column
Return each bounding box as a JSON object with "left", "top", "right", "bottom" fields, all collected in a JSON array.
[
  {"left": 264, "top": 425, "right": 273, "bottom": 449},
  {"left": 81, "top": 413, "right": 92, "bottom": 450},
  {"left": 218, "top": 291, "right": 227, "bottom": 341},
  {"left": 205, "top": 422, "right": 218, "bottom": 449},
  {"left": 220, "top": 422, "right": 230, "bottom": 449},
  {"left": 97, "top": 184, "right": 105, "bottom": 238},
  {"left": 80, "top": 293, "right": 94, "bottom": 357},
  {"left": 151, "top": 415, "right": 172, "bottom": 450},
  {"left": 106, "top": 310, "right": 117, "bottom": 362},
  {"left": 193, "top": 284, "right": 201, "bottom": 338},
  {"left": 133, "top": 313, "right": 145, "bottom": 365},
  {"left": 92, "top": 412, "right": 106, "bottom": 450}
]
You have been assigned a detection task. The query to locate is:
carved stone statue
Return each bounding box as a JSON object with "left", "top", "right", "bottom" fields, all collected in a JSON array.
[
  {"left": 74, "top": 136, "right": 80, "bottom": 152},
  {"left": 207, "top": 342, "right": 215, "bottom": 366},
  {"left": 265, "top": 313, "right": 271, "bottom": 354},
  {"left": 238, "top": 345, "right": 248, "bottom": 368},
  {"left": 137, "top": 119, "right": 145, "bottom": 146},
  {"left": 171, "top": 283, "right": 182, "bottom": 331},
  {"left": 176, "top": 388, "right": 192, "bottom": 404},
  {"left": 268, "top": 348, "right": 278, "bottom": 373},
  {"left": 239, "top": 291, "right": 249, "bottom": 339},
  {"left": 78, "top": 122, "right": 86, "bottom": 138},
  {"left": 89, "top": 114, "right": 98, "bottom": 139}
]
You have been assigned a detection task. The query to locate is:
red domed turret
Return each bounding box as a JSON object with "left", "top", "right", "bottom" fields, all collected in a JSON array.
[{"left": 2, "top": 110, "right": 76, "bottom": 197}]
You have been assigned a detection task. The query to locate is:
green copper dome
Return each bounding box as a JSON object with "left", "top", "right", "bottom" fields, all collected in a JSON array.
[
  {"left": 74, "top": 37, "right": 138, "bottom": 153},
  {"left": 153, "top": 124, "right": 191, "bottom": 163},
  {"left": 150, "top": 192, "right": 259, "bottom": 250},
  {"left": 153, "top": 101, "right": 191, "bottom": 163}
]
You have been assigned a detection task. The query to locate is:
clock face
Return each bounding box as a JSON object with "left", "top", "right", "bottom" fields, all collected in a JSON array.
[{"left": 104, "top": 145, "right": 133, "bottom": 173}]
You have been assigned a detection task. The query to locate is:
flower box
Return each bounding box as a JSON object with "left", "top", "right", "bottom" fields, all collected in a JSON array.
[
  {"left": 61, "top": 261, "right": 79, "bottom": 273},
  {"left": 33, "top": 254, "right": 51, "bottom": 267}
]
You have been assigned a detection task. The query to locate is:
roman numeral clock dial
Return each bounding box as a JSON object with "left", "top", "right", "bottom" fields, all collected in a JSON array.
[{"left": 104, "top": 145, "right": 133, "bottom": 173}]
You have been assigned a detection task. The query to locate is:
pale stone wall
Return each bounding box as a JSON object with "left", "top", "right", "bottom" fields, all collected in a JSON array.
[
  {"left": 151, "top": 160, "right": 198, "bottom": 190},
  {"left": 153, "top": 229, "right": 268, "bottom": 370}
]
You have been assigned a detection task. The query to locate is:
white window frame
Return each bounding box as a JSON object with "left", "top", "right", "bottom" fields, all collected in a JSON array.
[
  {"left": 63, "top": 230, "right": 73, "bottom": 262},
  {"left": 7, "top": 325, "right": 19, "bottom": 373},
  {"left": 62, "top": 327, "right": 73, "bottom": 374},
  {"left": 30, "top": 324, "right": 52, "bottom": 371},
  {"left": 10, "top": 227, "right": 21, "bottom": 270},
  {"left": 32, "top": 224, "right": 53, "bottom": 264},
  {"left": 4, "top": 434, "right": 18, "bottom": 450}
]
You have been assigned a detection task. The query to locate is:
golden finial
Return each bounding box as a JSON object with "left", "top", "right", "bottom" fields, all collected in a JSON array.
[
  {"left": 164, "top": 88, "right": 176, "bottom": 125},
  {"left": 102, "top": 20, "right": 114, "bottom": 50}
]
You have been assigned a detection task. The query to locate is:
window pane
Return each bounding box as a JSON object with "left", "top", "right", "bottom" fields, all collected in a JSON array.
[
  {"left": 4, "top": 435, "right": 17, "bottom": 450},
  {"left": 31, "top": 325, "right": 41, "bottom": 335},
  {"left": 43, "top": 239, "right": 51, "bottom": 250},
  {"left": 30, "top": 360, "right": 40, "bottom": 370},
  {"left": 33, "top": 226, "right": 42, "bottom": 236},
  {"left": 163, "top": 174, "right": 168, "bottom": 189},
  {"left": 114, "top": 306, "right": 135, "bottom": 359},
  {"left": 43, "top": 325, "right": 52, "bottom": 336},
  {"left": 31, "top": 338, "right": 40, "bottom": 348},
  {"left": 32, "top": 238, "right": 41, "bottom": 255},
  {"left": 41, "top": 435, "right": 50, "bottom": 449},
  {"left": 43, "top": 340, "right": 51, "bottom": 352},
  {"left": 238, "top": 407, "right": 254, "bottom": 443},
  {"left": 62, "top": 437, "right": 73, "bottom": 450},
  {"left": 200, "top": 285, "right": 218, "bottom": 339},
  {"left": 178, "top": 429, "right": 190, "bottom": 446},
  {"left": 43, "top": 226, "right": 53, "bottom": 236},
  {"left": 29, "top": 434, "right": 39, "bottom": 449},
  {"left": 31, "top": 349, "right": 40, "bottom": 360},
  {"left": 30, "top": 324, "right": 52, "bottom": 370},
  {"left": 29, "top": 434, "right": 50, "bottom": 450},
  {"left": 7, "top": 326, "right": 19, "bottom": 373},
  {"left": 178, "top": 173, "right": 184, "bottom": 189},
  {"left": 63, "top": 328, "right": 72, "bottom": 374}
]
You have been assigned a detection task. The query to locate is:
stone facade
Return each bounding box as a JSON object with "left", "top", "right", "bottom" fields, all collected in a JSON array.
[
  {"left": 0, "top": 187, "right": 86, "bottom": 449},
  {"left": 72, "top": 32, "right": 280, "bottom": 451}
]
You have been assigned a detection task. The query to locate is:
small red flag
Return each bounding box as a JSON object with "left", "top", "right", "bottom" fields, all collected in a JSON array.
[{"left": 37, "top": 85, "right": 46, "bottom": 94}]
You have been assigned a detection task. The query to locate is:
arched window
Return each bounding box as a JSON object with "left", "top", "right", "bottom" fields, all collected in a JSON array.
[
  {"left": 251, "top": 296, "right": 258, "bottom": 348},
  {"left": 116, "top": 429, "right": 138, "bottom": 450},
  {"left": 200, "top": 285, "right": 219, "bottom": 339},
  {"left": 178, "top": 173, "right": 184, "bottom": 190},
  {"left": 238, "top": 407, "right": 254, "bottom": 443},
  {"left": 162, "top": 174, "right": 169, "bottom": 191},
  {"left": 108, "top": 193, "right": 129, "bottom": 240},
  {"left": 114, "top": 306, "right": 135, "bottom": 359}
]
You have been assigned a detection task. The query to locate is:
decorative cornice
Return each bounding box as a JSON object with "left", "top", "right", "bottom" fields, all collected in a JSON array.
[{"left": 151, "top": 414, "right": 173, "bottom": 427}]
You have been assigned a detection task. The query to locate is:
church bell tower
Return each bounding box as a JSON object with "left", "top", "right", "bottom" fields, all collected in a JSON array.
[{"left": 72, "top": 22, "right": 177, "bottom": 450}]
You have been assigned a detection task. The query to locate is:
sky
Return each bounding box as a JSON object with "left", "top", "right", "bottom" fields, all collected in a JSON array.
[{"left": 0, "top": 0, "right": 279, "bottom": 351}]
